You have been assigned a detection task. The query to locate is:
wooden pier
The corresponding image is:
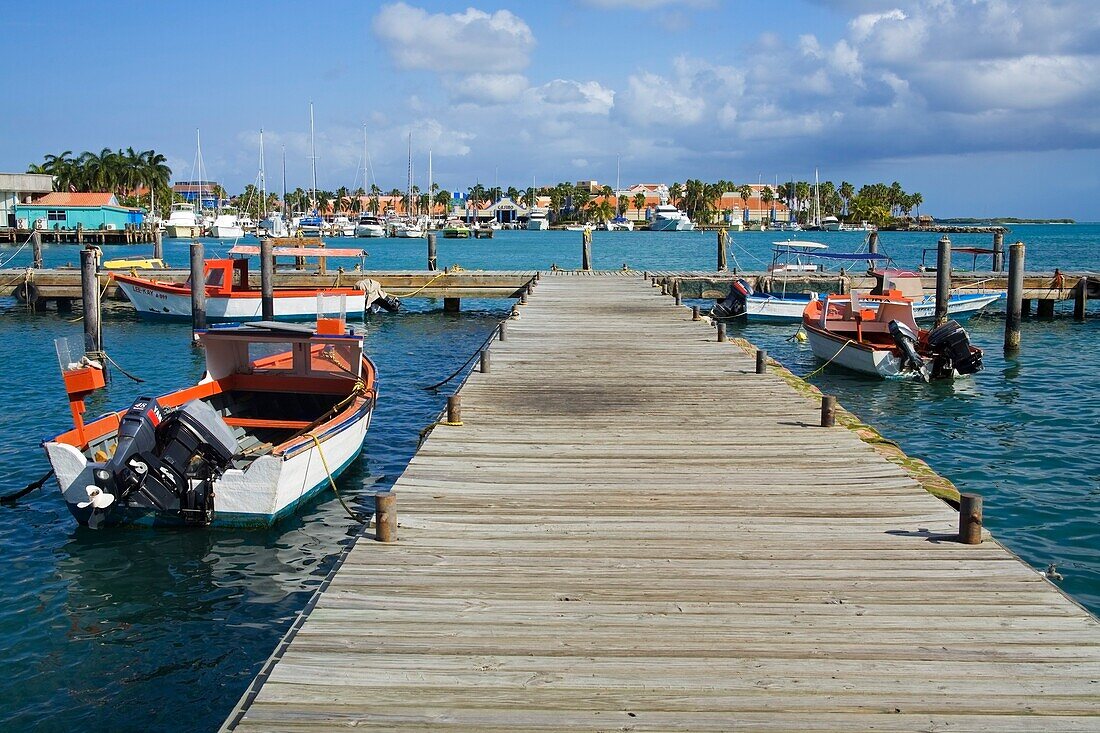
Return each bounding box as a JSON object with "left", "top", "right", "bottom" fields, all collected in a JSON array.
[{"left": 225, "top": 273, "right": 1100, "bottom": 732}]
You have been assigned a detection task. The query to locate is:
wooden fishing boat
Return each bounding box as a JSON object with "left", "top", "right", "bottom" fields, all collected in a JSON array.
[
  {"left": 114, "top": 247, "right": 378, "bottom": 321},
  {"left": 802, "top": 291, "right": 983, "bottom": 381},
  {"left": 42, "top": 312, "right": 377, "bottom": 528}
]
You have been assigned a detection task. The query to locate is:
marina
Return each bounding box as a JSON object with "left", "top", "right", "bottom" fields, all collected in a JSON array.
[
  {"left": 226, "top": 274, "right": 1100, "bottom": 731},
  {"left": 3, "top": 0, "right": 1100, "bottom": 728}
]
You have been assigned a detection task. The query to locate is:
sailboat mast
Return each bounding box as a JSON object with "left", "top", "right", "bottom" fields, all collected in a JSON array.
[
  {"left": 428, "top": 148, "right": 433, "bottom": 221},
  {"left": 281, "top": 146, "right": 287, "bottom": 214},
  {"left": 259, "top": 129, "right": 267, "bottom": 218},
  {"left": 309, "top": 102, "right": 318, "bottom": 213}
]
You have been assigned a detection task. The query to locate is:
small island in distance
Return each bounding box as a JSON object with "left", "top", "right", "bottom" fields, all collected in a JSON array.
[{"left": 937, "top": 217, "right": 1076, "bottom": 225}]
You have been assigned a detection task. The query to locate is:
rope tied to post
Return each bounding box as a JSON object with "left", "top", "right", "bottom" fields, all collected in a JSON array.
[{"left": 803, "top": 339, "right": 854, "bottom": 379}]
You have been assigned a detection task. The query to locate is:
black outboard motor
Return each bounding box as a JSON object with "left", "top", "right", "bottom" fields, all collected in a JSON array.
[
  {"left": 88, "top": 398, "right": 238, "bottom": 525},
  {"left": 888, "top": 320, "right": 931, "bottom": 382},
  {"left": 927, "top": 320, "right": 983, "bottom": 378},
  {"left": 711, "top": 278, "right": 753, "bottom": 319},
  {"left": 369, "top": 294, "right": 401, "bottom": 314}
]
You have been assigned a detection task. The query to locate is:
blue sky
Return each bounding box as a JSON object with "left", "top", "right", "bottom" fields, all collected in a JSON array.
[{"left": 2, "top": 0, "right": 1098, "bottom": 218}]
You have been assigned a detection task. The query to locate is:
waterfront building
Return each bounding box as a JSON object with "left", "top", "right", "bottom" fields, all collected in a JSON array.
[
  {"left": 482, "top": 196, "right": 527, "bottom": 224},
  {"left": 14, "top": 192, "right": 143, "bottom": 231},
  {"left": 172, "top": 180, "right": 220, "bottom": 209},
  {"left": 0, "top": 172, "right": 54, "bottom": 227}
]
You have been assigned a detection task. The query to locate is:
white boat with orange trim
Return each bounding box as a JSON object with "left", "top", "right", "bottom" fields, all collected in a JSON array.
[
  {"left": 42, "top": 312, "right": 377, "bottom": 528},
  {"left": 802, "top": 291, "right": 984, "bottom": 381},
  {"left": 113, "top": 247, "right": 376, "bottom": 322}
]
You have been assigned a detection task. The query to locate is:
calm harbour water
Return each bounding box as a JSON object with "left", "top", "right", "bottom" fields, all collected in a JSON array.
[{"left": 0, "top": 224, "right": 1097, "bottom": 731}]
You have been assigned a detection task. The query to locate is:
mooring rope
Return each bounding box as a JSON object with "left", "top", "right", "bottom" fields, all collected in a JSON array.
[{"left": 803, "top": 338, "right": 854, "bottom": 380}]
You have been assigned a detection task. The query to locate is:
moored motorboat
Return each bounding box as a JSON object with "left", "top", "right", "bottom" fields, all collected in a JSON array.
[
  {"left": 165, "top": 202, "right": 203, "bottom": 238},
  {"left": 113, "top": 246, "right": 396, "bottom": 321},
  {"left": 354, "top": 214, "right": 385, "bottom": 238},
  {"left": 802, "top": 292, "right": 983, "bottom": 381},
  {"left": 442, "top": 220, "right": 470, "bottom": 238},
  {"left": 43, "top": 314, "right": 377, "bottom": 528}
]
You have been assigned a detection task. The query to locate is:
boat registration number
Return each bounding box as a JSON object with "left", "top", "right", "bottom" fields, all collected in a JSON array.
[{"left": 133, "top": 285, "right": 168, "bottom": 300}]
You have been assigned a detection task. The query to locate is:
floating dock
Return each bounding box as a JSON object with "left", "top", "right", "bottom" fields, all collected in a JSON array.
[{"left": 225, "top": 273, "right": 1100, "bottom": 731}]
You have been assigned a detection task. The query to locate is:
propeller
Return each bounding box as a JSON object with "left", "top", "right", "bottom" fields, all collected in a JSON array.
[{"left": 77, "top": 485, "right": 115, "bottom": 510}]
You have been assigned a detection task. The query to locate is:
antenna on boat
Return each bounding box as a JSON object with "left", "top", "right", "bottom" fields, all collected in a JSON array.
[
  {"left": 309, "top": 102, "right": 318, "bottom": 215},
  {"left": 259, "top": 129, "right": 267, "bottom": 219},
  {"left": 281, "top": 145, "right": 287, "bottom": 217},
  {"left": 406, "top": 131, "right": 413, "bottom": 220}
]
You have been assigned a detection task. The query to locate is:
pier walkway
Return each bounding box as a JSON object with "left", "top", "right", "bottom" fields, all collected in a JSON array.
[{"left": 226, "top": 274, "right": 1100, "bottom": 732}]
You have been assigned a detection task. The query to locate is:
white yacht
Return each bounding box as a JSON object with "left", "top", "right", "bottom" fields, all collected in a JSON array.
[
  {"left": 393, "top": 219, "right": 424, "bottom": 238},
  {"left": 165, "top": 202, "right": 203, "bottom": 238},
  {"left": 257, "top": 212, "right": 288, "bottom": 238},
  {"left": 527, "top": 209, "right": 549, "bottom": 230},
  {"left": 331, "top": 215, "right": 356, "bottom": 237},
  {"left": 354, "top": 214, "right": 385, "bottom": 238},
  {"left": 649, "top": 204, "right": 695, "bottom": 231},
  {"left": 821, "top": 215, "right": 841, "bottom": 232},
  {"left": 210, "top": 207, "right": 245, "bottom": 239}
]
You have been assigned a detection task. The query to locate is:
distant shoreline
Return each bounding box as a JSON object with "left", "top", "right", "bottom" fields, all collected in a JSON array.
[{"left": 936, "top": 217, "right": 1076, "bottom": 225}]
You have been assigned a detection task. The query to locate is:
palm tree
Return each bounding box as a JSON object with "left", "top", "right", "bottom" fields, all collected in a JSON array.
[
  {"left": 911, "top": 192, "right": 923, "bottom": 221},
  {"left": 669, "top": 182, "right": 684, "bottom": 207},
  {"left": 433, "top": 189, "right": 452, "bottom": 218},
  {"left": 633, "top": 192, "right": 646, "bottom": 218},
  {"left": 839, "top": 181, "right": 854, "bottom": 217},
  {"left": 737, "top": 184, "right": 752, "bottom": 220},
  {"left": 761, "top": 186, "right": 775, "bottom": 222}
]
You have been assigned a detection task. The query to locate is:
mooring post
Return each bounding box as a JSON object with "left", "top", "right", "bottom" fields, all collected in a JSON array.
[
  {"left": 1005, "top": 241, "right": 1025, "bottom": 352},
  {"left": 716, "top": 322, "right": 727, "bottom": 342},
  {"left": 153, "top": 227, "right": 163, "bottom": 260},
  {"left": 674, "top": 280, "right": 682, "bottom": 305},
  {"left": 1074, "top": 278, "right": 1088, "bottom": 321},
  {"left": 868, "top": 230, "right": 879, "bottom": 255},
  {"left": 520, "top": 287, "right": 528, "bottom": 305},
  {"left": 260, "top": 238, "right": 275, "bottom": 321},
  {"left": 499, "top": 320, "right": 507, "bottom": 341},
  {"left": 820, "top": 395, "right": 837, "bottom": 427},
  {"left": 480, "top": 349, "right": 490, "bottom": 373},
  {"left": 692, "top": 305, "right": 700, "bottom": 321},
  {"left": 1037, "top": 298, "right": 1055, "bottom": 318},
  {"left": 447, "top": 395, "right": 462, "bottom": 424},
  {"left": 756, "top": 349, "right": 767, "bottom": 374},
  {"left": 992, "top": 231, "right": 1004, "bottom": 272},
  {"left": 190, "top": 241, "right": 207, "bottom": 335},
  {"left": 444, "top": 297, "right": 461, "bottom": 313},
  {"left": 958, "top": 493, "right": 983, "bottom": 545},
  {"left": 31, "top": 230, "right": 42, "bottom": 268},
  {"left": 374, "top": 492, "right": 397, "bottom": 543},
  {"left": 934, "top": 235, "right": 951, "bottom": 327},
  {"left": 427, "top": 232, "right": 437, "bottom": 271},
  {"left": 80, "top": 247, "right": 101, "bottom": 353},
  {"left": 717, "top": 228, "right": 727, "bottom": 271},
  {"left": 581, "top": 229, "right": 592, "bottom": 271}
]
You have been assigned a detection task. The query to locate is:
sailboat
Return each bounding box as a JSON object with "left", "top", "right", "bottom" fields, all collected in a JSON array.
[
  {"left": 166, "top": 131, "right": 208, "bottom": 238},
  {"left": 393, "top": 133, "right": 423, "bottom": 238},
  {"left": 259, "top": 137, "right": 289, "bottom": 238},
  {"left": 297, "top": 103, "right": 324, "bottom": 236}
]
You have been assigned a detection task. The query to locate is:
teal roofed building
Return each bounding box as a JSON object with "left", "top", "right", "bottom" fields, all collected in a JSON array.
[{"left": 14, "top": 192, "right": 143, "bottom": 231}]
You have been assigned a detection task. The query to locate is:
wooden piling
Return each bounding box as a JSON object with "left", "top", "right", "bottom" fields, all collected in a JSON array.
[
  {"left": 674, "top": 280, "right": 682, "bottom": 305},
  {"left": 717, "top": 228, "right": 727, "bottom": 271},
  {"left": 1037, "top": 299, "right": 1055, "bottom": 318},
  {"left": 934, "top": 235, "right": 951, "bottom": 327},
  {"left": 498, "top": 320, "right": 507, "bottom": 341},
  {"left": 447, "top": 395, "right": 461, "bottom": 424},
  {"left": 32, "top": 230, "right": 42, "bottom": 268},
  {"left": 820, "top": 395, "right": 836, "bottom": 427},
  {"left": 958, "top": 493, "right": 983, "bottom": 545},
  {"left": 153, "top": 228, "right": 163, "bottom": 260},
  {"left": 260, "top": 239, "right": 275, "bottom": 321},
  {"left": 581, "top": 229, "right": 592, "bottom": 271},
  {"left": 716, "top": 322, "right": 727, "bottom": 342},
  {"left": 190, "top": 241, "right": 207, "bottom": 334},
  {"left": 1074, "top": 278, "right": 1088, "bottom": 321},
  {"left": 992, "top": 231, "right": 1004, "bottom": 272},
  {"left": 756, "top": 349, "right": 767, "bottom": 374},
  {"left": 374, "top": 492, "right": 397, "bottom": 543},
  {"left": 868, "top": 230, "right": 879, "bottom": 255},
  {"left": 444, "top": 297, "right": 461, "bottom": 313},
  {"left": 1005, "top": 241, "right": 1024, "bottom": 352},
  {"left": 427, "top": 233, "right": 437, "bottom": 272},
  {"left": 480, "top": 350, "right": 490, "bottom": 373},
  {"left": 692, "top": 305, "right": 700, "bottom": 321},
  {"left": 79, "top": 247, "right": 101, "bottom": 353}
]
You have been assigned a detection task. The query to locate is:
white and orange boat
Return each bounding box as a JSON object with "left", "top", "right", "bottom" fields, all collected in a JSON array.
[
  {"left": 113, "top": 246, "right": 382, "bottom": 322},
  {"left": 802, "top": 291, "right": 983, "bottom": 381},
  {"left": 42, "top": 307, "right": 377, "bottom": 528}
]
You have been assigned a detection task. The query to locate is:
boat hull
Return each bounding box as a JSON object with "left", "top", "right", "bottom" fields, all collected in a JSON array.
[
  {"left": 649, "top": 218, "right": 695, "bottom": 231},
  {"left": 115, "top": 278, "right": 367, "bottom": 321},
  {"left": 804, "top": 325, "right": 910, "bottom": 379},
  {"left": 209, "top": 225, "right": 245, "bottom": 239},
  {"left": 744, "top": 291, "right": 1003, "bottom": 324},
  {"left": 166, "top": 224, "right": 204, "bottom": 238},
  {"left": 43, "top": 398, "right": 373, "bottom": 528},
  {"left": 527, "top": 219, "right": 548, "bottom": 231},
  {"left": 355, "top": 225, "right": 385, "bottom": 238}
]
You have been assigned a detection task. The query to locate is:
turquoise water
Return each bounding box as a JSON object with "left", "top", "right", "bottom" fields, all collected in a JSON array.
[{"left": 0, "top": 225, "right": 1097, "bottom": 731}]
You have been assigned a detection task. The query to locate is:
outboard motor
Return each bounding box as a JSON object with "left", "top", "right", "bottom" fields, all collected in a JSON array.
[
  {"left": 87, "top": 398, "right": 238, "bottom": 525},
  {"left": 927, "top": 320, "right": 983, "bottom": 378},
  {"left": 369, "top": 294, "right": 401, "bottom": 314},
  {"left": 711, "top": 278, "right": 753, "bottom": 319},
  {"left": 888, "top": 320, "right": 931, "bottom": 382}
]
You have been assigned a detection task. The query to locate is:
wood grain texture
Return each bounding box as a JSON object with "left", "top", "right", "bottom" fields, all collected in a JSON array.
[{"left": 225, "top": 275, "right": 1100, "bottom": 732}]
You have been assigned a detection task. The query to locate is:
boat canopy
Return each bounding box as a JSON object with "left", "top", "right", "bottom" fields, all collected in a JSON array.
[
  {"left": 772, "top": 247, "right": 887, "bottom": 261},
  {"left": 772, "top": 240, "right": 827, "bottom": 249}
]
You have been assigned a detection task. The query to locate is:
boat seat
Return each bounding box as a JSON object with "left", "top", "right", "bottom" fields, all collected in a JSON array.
[{"left": 222, "top": 417, "right": 313, "bottom": 430}]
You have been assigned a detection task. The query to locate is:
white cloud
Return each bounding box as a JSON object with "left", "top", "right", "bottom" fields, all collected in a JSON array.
[
  {"left": 850, "top": 9, "right": 907, "bottom": 42},
  {"left": 532, "top": 79, "right": 615, "bottom": 115},
  {"left": 447, "top": 73, "right": 529, "bottom": 106},
  {"left": 616, "top": 72, "right": 704, "bottom": 126},
  {"left": 373, "top": 3, "right": 535, "bottom": 72}
]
